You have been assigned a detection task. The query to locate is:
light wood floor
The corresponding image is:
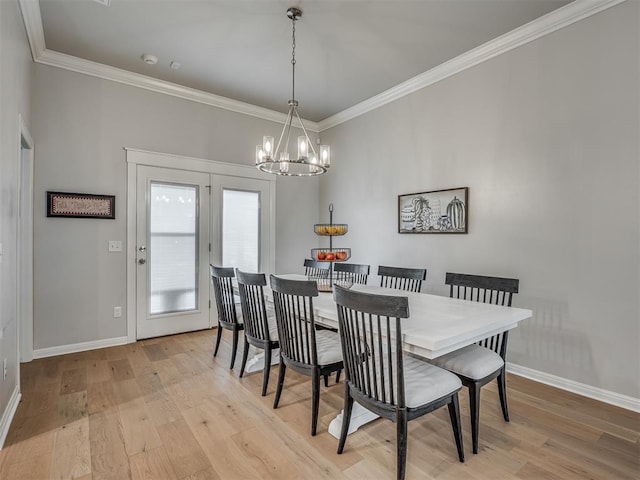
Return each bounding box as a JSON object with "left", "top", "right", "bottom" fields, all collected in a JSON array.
[{"left": 1, "top": 329, "right": 638, "bottom": 479}]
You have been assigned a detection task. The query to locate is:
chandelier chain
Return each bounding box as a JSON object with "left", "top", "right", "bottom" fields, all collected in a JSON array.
[{"left": 291, "top": 15, "right": 297, "bottom": 102}]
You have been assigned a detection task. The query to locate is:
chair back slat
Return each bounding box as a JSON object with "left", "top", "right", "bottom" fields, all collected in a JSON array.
[
  {"left": 334, "top": 286, "right": 409, "bottom": 410},
  {"left": 270, "top": 275, "right": 320, "bottom": 366},
  {"left": 210, "top": 265, "right": 240, "bottom": 327},
  {"left": 334, "top": 262, "right": 370, "bottom": 285},
  {"left": 304, "top": 259, "right": 331, "bottom": 278},
  {"left": 378, "top": 265, "right": 426, "bottom": 293},
  {"left": 236, "top": 269, "right": 272, "bottom": 342},
  {"left": 446, "top": 272, "right": 519, "bottom": 357}
]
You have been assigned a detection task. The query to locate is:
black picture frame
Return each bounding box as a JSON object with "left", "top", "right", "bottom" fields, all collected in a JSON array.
[
  {"left": 398, "top": 187, "right": 468, "bottom": 234},
  {"left": 47, "top": 191, "right": 116, "bottom": 219}
]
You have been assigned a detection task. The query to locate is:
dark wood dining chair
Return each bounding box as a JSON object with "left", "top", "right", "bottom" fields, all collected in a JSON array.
[
  {"left": 236, "top": 269, "right": 279, "bottom": 396},
  {"left": 377, "top": 265, "right": 427, "bottom": 292},
  {"left": 333, "top": 262, "right": 370, "bottom": 285},
  {"left": 269, "top": 275, "right": 343, "bottom": 436},
  {"left": 430, "top": 272, "right": 519, "bottom": 454},
  {"left": 303, "top": 258, "right": 331, "bottom": 278},
  {"left": 333, "top": 285, "right": 464, "bottom": 480},
  {"left": 210, "top": 265, "right": 243, "bottom": 369}
]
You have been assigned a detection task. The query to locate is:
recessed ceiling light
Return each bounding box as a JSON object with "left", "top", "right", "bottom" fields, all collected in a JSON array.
[
  {"left": 170, "top": 61, "right": 181, "bottom": 70},
  {"left": 141, "top": 54, "right": 158, "bottom": 65}
]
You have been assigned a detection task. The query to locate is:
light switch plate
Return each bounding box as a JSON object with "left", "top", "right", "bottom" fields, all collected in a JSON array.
[{"left": 108, "top": 240, "right": 122, "bottom": 252}]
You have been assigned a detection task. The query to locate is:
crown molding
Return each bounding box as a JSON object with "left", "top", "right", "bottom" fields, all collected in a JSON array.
[
  {"left": 18, "top": 0, "right": 623, "bottom": 134},
  {"left": 18, "top": 0, "right": 45, "bottom": 60},
  {"left": 317, "top": 0, "right": 626, "bottom": 131},
  {"left": 36, "top": 50, "right": 320, "bottom": 131},
  {"left": 17, "top": 1, "right": 319, "bottom": 132}
]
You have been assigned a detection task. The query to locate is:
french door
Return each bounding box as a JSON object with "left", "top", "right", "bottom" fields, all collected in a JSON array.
[
  {"left": 136, "top": 166, "right": 211, "bottom": 339},
  {"left": 129, "top": 151, "right": 276, "bottom": 341}
]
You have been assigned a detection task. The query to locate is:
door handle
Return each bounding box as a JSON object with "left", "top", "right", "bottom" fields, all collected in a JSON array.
[{"left": 138, "top": 258, "right": 146, "bottom": 265}]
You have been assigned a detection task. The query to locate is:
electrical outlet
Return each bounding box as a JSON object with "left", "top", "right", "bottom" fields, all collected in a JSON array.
[
  {"left": 113, "top": 306, "right": 122, "bottom": 318},
  {"left": 3, "top": 358, "right": 7, "bottom": 381},
  {"left": 108, "top": 240, "right": 122, "bottom": 252}
]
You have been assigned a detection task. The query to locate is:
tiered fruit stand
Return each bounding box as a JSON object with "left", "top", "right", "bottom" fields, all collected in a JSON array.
[{"left": 311, "top": 204, "right": 351, "bottom": 291}]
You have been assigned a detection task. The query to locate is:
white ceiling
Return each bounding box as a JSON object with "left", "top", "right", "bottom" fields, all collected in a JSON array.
[{"left": 36, "top": 0, "right": 572, "bottom": 122}]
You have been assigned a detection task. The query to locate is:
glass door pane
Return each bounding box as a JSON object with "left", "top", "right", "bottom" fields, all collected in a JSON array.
[
  {"left": 222, "top": 189, "right": 260, "bottom": 272},
  {"left": 149, "top": 182, "right": 198, "bottom": 315}
]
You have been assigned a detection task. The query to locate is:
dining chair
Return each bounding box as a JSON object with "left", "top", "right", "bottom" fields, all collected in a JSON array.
[
  {"left": 210, "top": 265, "right": 243, "bottom": 369},
  {"left": 269, "top": 275, "right": 344, "bottom": 436},
  {"left": 303, "top": 258, "right": 331, "bottom": 278},
  {"left": 430, "top": 272, "right": 519, "bottom": 454},
  {"left": 333, "top": 285, "right": 464, "bottom": 480},
  {"left": 377, "top": 265, "right": 427, "bottom": 292},
  {"left": 236, "top": 269, "right": 279, "bottom": 396},
  {"left": 333, "top": 262, "right": 370, "bottom": 285}
]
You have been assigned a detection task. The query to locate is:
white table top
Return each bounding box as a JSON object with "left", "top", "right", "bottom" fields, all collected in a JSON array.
[{"left": 272, "top": 274, "right": 532, "bottom": 359}]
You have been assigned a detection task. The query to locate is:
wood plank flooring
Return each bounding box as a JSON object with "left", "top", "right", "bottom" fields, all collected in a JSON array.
[{"left": 1, "top": 329, "right": 638, "bottom": 479}]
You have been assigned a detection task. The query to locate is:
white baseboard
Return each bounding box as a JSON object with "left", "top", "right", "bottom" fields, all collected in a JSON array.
[
  {"left": 33, "top": 336, "right": 130, "bottom": 359},
  {"left": 0, "top": 385, "right": 22, "bottom": 450},
  {"left": 507, "top": 363, "right": 640, "bottom": 413}
]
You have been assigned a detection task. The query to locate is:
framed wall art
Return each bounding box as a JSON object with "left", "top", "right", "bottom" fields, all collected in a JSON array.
[
  {"left": 47, "top": 191, "right": 116, "bottom": 219},
  {"left": 398, "top": 187, "right": 468, "bottom": 234}
]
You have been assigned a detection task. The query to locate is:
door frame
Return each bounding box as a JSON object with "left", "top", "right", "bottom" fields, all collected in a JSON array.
[
  {"left": 18, "top": 114, "right": 35, "bottom": 363},
  {"left": 125, "top": 148, "right": 276, "bottom": 343}
]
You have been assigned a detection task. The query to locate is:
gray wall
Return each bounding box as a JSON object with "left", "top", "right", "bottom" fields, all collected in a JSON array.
[
  {"left": 320, "top": 2, "right": 639, "bottom": 398},
  {"left": 31, "top": 64, "right": 319, "bottom": 350},
  {"left": 0, "top": 0, "right": 32, "bottom": 433},
  {"left": 11, "top": 0, "right": 639, "bottom": 417}
]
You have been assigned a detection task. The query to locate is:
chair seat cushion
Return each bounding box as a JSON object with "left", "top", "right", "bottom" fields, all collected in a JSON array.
[
  {"left": 403, "top": 357, "right": 462, "bottom": 408},
  {"left": 430, "top": 344, "right": 504, "bottom": 380},
  {"left": 315, "top": 329, "right": 343, "bottom": 366}
]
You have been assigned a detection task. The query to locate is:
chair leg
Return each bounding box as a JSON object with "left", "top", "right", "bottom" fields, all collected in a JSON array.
[
  {"left": 336, "top": 369, "right": 342, "bottom": 384},
  {"left": 497, "top": 368, "right": 510, "bottom": 422},
  {"left": 239, "top": 338, "right": 250, "bottom": 378},
  {"left": 396, "top": 407, "right": 408, "bottom": 480},
  {"left": 311, "top": 370, "right": 320, "bottom": 436},
  {"left": 273, "top": 361, "right": 286, "bottom": 409},
  {"left": 324, "top": 374, "right": 329, "bottom": 388},
  {"left": 447, "top": 393, "right": 465, "bottom": 462},
  {"left": 261, "top": 347, "right": 272, "bottom": 397},
  {"left": 230, "top": 328, "right": 239, "bottom": 369},
  {"left": 213, "top": 325, "right": 222, "bottom": 357},
  {"left": 469, "top": 382, "right": 481, "bottom": 454},
  {"left": 337, "top": 384, "right": 353, "bottom": 454}
]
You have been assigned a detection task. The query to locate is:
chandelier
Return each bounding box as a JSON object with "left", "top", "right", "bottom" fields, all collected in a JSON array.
[{"left": 256, "top": 7, "right": 330, "bottom": 176}]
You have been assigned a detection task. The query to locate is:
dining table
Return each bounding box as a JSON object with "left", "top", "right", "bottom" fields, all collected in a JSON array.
[{"left": 243, "top": 273, "right": 533, "bottom": 439}]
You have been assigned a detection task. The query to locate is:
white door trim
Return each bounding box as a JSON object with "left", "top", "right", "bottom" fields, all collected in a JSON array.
[
  {"left": 125, "top": 149, "right": 276, "bottom": 342},
  {"left": 18, "top": 114, "right": 35, "bottom": 363}
]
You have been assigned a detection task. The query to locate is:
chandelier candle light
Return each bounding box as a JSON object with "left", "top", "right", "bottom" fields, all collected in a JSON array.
[{"left": 256, "top": 7, "right": 330, "bottom": 176}]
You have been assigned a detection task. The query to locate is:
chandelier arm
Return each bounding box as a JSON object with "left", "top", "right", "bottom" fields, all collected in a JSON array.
[
  {"left": 273, "top": 105, "right": 294, "bottom": 159},
  {"left": 284, "top": 113, "right": 294, "bottom": 159}
]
